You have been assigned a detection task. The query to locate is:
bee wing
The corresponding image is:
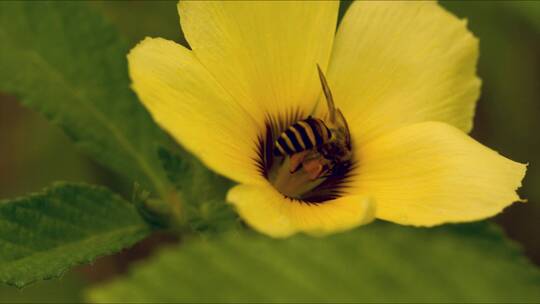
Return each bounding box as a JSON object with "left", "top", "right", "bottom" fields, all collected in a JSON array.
[
  {"left": 316, "top": 64, "right": 336, "bottom": 124},
  {"left": 336, "top": 109, "right": 351, "bottom": 149}
]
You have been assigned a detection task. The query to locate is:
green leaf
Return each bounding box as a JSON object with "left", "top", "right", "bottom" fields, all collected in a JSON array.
[
  {"left": 158, "top": 148, "right": 238, "bottom": 234},
  {"left": 0, "top": 1, "right": 172, "bottom": 198},
  {"left": 88, "top": 222, "right": 540, "bottom": 302},
  {"left": 0, "top": 273, "right": 84, "bottom": 303},
  {"left": 0, "top": 183, "right": 151, "bottom": 288}
]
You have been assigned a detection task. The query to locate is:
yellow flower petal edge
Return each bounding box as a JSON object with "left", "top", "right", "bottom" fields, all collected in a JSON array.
[
  {"left": 350, "top": 121, "right": 526, "bottom": 226},
  {"left": 325, "top": 1, "right": 480, "bottom": 143},
  {"left": 179, "top": 1, "right": 339, "bottom": 119},
  {"left": 128, "top": 37, "right": 264, "bottom": 184},
  {"left": 227, "top": 182, "right": 375, "bottom": 238}
]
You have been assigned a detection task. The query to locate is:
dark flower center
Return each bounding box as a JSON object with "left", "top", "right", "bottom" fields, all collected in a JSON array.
[{"left": 254, "top": 109, "right": 354, "bottom": 203}]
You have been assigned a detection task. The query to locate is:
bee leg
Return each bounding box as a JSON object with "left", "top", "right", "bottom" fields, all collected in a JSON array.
[
  {"left": 289, "top": 151, "right": 309, "bottom": 174},
  {"left": 318, "top": 171, "right": 333, "bottom": 179},
  {"left": 302, "top": 158, "right": 325, "bottom": 180}
]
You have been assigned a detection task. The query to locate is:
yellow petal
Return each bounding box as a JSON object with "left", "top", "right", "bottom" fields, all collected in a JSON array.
[
  {"left": 351, "top": 122, "right": 526, "bottom": 226},
  {"left": 326, "top": 1, "right": 480, "bottom": 143},
  {"left": 128, "top": 38, "right": 264, "bottom": 184},
  {"left": 227, "top": 182, "right": 375, "bottom": 238},
  {"left": 178, "top": 1, "right": 338, "bottom": 118}
]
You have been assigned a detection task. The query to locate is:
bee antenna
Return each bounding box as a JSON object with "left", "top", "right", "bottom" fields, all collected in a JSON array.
[{"left": 316, "top": 64, "right": 336, "bottom": 123}]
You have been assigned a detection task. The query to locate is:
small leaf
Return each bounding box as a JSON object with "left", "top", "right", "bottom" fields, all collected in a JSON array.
[
  {"left": 0, "top": 1, "right": 173, "bottom": 198},
  {"left": 0, "top": 183, "right": 151, "bottom": 288},
  {"left": 88, "top": 222, "right": 540, "bottom": 303},
  {"left": 158, "top": 148, "right": 238, "bottom": 234},
  {"left": 158, "top": 148, "right": 232, "bottom": 202}
]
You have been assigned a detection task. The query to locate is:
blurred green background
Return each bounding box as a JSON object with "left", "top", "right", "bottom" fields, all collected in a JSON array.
[{"left": 0, "top": 1, "right": 538, "bottom": 302}]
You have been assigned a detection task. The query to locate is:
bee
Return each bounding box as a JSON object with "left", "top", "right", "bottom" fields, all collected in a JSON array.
[{"left": 273, "top": 65, "right": 352, "bottom": 180}]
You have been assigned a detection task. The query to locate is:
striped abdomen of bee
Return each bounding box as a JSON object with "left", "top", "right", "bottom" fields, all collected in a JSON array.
[{"left": 273, "top": 117, "right": 332, "bottom": 156}]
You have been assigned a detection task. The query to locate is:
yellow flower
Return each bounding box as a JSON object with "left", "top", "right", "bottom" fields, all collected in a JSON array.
[{"left": 128, "top": 1, "right": 526, "bottom": 238}]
